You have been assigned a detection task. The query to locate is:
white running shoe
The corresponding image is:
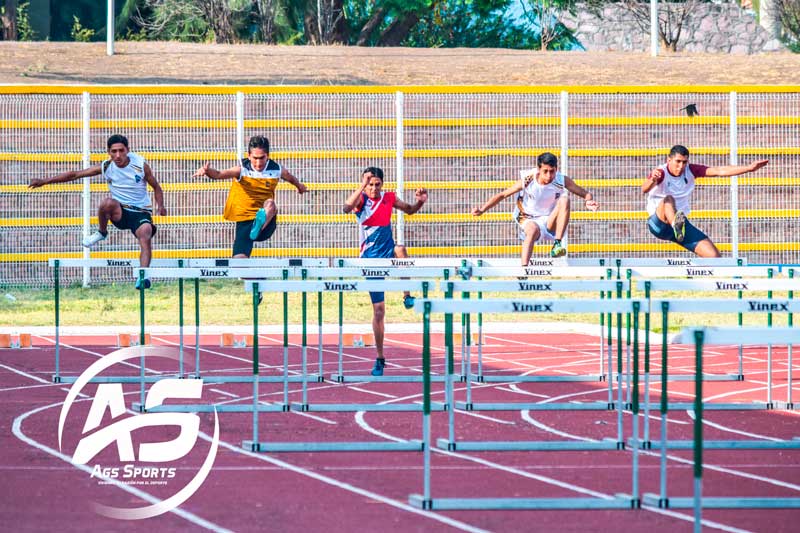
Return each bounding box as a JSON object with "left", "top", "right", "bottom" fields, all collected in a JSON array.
[{"left": 82, "top": 231, "right": 107, "bottom": 248}]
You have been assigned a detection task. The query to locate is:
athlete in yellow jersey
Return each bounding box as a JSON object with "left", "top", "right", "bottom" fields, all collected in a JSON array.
[{"left": 194, "top": 136, "right": 307, "bottom": 257}]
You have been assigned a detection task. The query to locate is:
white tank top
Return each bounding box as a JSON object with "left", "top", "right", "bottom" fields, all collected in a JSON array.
[
  {"left": 646, "top": 163, "right": 696, "bottom": 216},
  {"left": 514, "top": 168, "right": 566, "bottom": 218},
  {"left": 101, "top": 152, "right": 152, "bottom": 210}
]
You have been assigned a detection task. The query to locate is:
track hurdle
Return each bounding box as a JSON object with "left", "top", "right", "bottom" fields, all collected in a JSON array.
[
  {"left": 642, "top": 327, "right": 800, "bottom": 531},
  {"left": 441, "top": 279, "right": 629, "bottom": 424},
  {"left": 48, "top": 258, "right": 187, "bottom": 384},
  {"left": 327, "top": 258, "right": 460, "bottom": 382},
  {"left": 238, "top": 278, "right": 442, "bottom": 453},
  {"left": 410, "top": 297, "right": 645, "bottom": 510},
  {"left": 643, "top": 300, "right": 800, "bottom": 513}
]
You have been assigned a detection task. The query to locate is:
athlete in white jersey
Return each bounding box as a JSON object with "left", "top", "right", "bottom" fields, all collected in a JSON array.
[
  {"left": 643, "top": 145, "right": 768, "bottom": 258},
  {"left": 472, "top": 152, "right": 599, "bottom": 265},
  {"left": 29, "top": 134, "right": 166, "bottom": 289}
]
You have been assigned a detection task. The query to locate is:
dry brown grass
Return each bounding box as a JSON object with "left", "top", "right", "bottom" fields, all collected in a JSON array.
[{"left": 0, "top": 41, "right": 798, "bottom": 86}]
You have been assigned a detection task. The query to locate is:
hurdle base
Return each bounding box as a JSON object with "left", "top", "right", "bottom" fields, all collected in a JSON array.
[
  {"left": 436, "top": 437, "right": 622, "bottom": 452},
  {"left": 407, "top": 495, "right": 633, "bottom": 510},
  {"left": 59, "top": 375, "right": 180, "bottom": 384},
  {"left": 643, "top": 401, "right": 772, "bottom": 411},
  {"left": 243, "top": 440, "right": 424, "bottom": 453},
  {"left": 477, "top": 374, "right": 604, "bottom": 383},
  {"left": 329, "top": 374, "right": 447, "bottom": 383},
  {"left": 642, "top": 493, "right": 800, "bottom": 509},
  {"left": 293, "top": 402, "right": 447, "bottom": 412},
  {"left": 666, "top": 373, "right": 742, "bottom": 382},
  {"left": 455, "top": 401, "right": 612, "bottom": 411},
  {"left": 647, "top": 439, "right": 800, "bottom": 450},
  {"left": 132, "top": 402, "right": 286, "bottom": 413}
]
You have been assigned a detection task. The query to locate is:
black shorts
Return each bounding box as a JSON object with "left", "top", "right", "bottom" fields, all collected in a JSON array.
[
  {"left": 647, "top": 214, "right": 708, "bottom": 253},
  {"left": 233, "top": 216, "right": 278, "bottom": 257},
  {"left": 112, "top": 206, "right": 156, "bottom": 237}
]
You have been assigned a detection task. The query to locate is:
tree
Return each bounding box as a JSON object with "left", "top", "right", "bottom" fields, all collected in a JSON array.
[
  {"left": 1, "top": 0, "right": 17, "bottom": 40},
  {"left": 518, "top": 0, "right": 581, "bottom": 51},
  {"left": 771, "top": 0, "right": 800, "bottom": 51},
  {"left": 618, "top": 0, "right": 702, "bottom": 52}
]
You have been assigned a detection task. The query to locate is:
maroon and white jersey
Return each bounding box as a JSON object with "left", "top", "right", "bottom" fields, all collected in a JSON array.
[{"left": 646, "top": 163, "right": 708, "bottom": 216}]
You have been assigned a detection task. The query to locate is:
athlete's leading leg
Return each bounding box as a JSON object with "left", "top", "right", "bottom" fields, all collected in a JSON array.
[{"left": 520, "top": 220, "right": 541, "bottom": 265}]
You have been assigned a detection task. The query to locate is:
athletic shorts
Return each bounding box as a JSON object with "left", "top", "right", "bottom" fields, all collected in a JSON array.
[
  {"left": 515, "top": 215, "right": 556, "bottom": 243},
  {"left": 367, "top": 276, "right": 385, "bottom": 304},
  {"left": 233, "top": 216, "right": 278, "bottom": 257},
  {"left": 112, "top": 206, "right": 156, "bottom": 237},
  {"left": 647, "top": 214, "right": 708, "bottom": 253}
]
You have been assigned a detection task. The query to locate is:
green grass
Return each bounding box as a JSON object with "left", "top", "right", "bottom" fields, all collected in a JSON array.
[{"left": 0, "top": 281, "right": 792, "bottom": 333}]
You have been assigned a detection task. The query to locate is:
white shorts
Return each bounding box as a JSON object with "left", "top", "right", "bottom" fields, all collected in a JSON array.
[{"left": 515, "top": 215, "right": 556, "bottom": 243}]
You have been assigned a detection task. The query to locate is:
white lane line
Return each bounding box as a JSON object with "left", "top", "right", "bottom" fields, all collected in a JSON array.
[
  {"left": 8, "top": 356, "right": 485, "bottom": 533},
  {"left": 209, "top": 388, "right": 240, "bottom": 398},
  {"left": 0, "top": 382, "right": 63, "bottom": 393},
  {"left": 12, "top": 401, "right": 231, "bottom": 532},
  {"left": 353, "top": 401, "right": 750, "bottom": 533},
  {"left": 347, "top": 386, "right": 398, "bottom": 399},
  {"left": 0, "top": 363, "right": 53, "bottom": 384},
  {"left": 686, "top": 410, "right": 785, "bottom": 442}
]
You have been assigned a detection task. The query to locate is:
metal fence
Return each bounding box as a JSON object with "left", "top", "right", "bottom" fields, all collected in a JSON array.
[{"left": 1, "top": 85, "right": 798, "bottom": 286}]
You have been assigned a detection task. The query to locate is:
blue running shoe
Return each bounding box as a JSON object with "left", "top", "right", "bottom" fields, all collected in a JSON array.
[
  {"left": 135, "top": 278, "right": 151, "bottom": 290},
  {"left": 403, "top": 294, "right": 415, "bottom": 310},
  {"left": 250, "top": 208, "right": 266, "bottom": 240},
  {"left": 371, "top": 358, "right": 386, "bottom": 376}
]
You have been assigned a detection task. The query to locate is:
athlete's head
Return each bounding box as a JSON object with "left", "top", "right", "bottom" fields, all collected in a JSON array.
[
  {"left": 667, "top": 145, "right": 690, "bottom": 176},
  {"left": 536, "top": 152, "right": 558, "bottom": 185},
  {"left": 247, "top": 136, "right": 270, "bottom": 172},
  {"left": 106, "top": 134, "right": 130, "bottom": 167},
  {"left": 362, "top": 167, "right": 384, "bottom": 199}
]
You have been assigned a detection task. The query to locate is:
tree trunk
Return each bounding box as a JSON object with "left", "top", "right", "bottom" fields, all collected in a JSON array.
[
  {"left": 255, "top": 0, "right": 277, "bottom": 44},
  {"left": 377, "top": 12, "right": 420, "bottom": 46},
  {"left": 356, "top": 6, "right": 385, "bottom": 46},
  {"left": 304, "top": 1, "right": 319, "bottom": 44},
  {"left": 2, "top": 0, "right": 17, "bottom": 41}
]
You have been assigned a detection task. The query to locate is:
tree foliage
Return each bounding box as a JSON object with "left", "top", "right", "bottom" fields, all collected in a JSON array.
[{"left": 772, "top": 0, "right": 800, "bottom": 51}]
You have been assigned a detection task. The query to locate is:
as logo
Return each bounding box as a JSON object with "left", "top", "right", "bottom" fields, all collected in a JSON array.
[
  {"left": 58, "top": 347, "right": 219, "bottom": 520},
  {"left": 135, "top": 174, "right": 143, "bottom": 183}
]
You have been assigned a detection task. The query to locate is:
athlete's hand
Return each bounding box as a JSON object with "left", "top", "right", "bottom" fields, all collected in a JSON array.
[
  {"left": 649, "top": 168, "right": 665, "bottom": 184},
  {"left": 28, "top": 179, "right": 46, "bottom": 189},
  {"left": 193, "top": 163, "right": 210, "bottom": 178},
  {"left": 472, "top": 207, "right": 484, "bottom": 217},
  {"left": 296, "top": 182, "right": 308, "bottom": 194},
  {"left": 414, "top": 187, "right": 428, "bottom": 204},
  {"left": 585, "top": 199, "right": 599, "bottom": 212},
  {"left": 748, "top": 159, "right": 769, "bottom": 172},
  {"left": 156, "top": 205, "right": 167, "bottom": 217}
]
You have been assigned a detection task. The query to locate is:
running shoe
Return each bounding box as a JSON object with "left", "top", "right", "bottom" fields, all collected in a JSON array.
[
  {"left": 82, "top": 230, "right": 107, "bottom": 248},
  {"left": 135, "top": 278, "right": 152, "bottom": 290},
  {"left": 371, "top": 358, "right": 386, "bottom": 376},
  {"left": 550, "top": 240, "right": 567, "bottom": 258},
  {"left": 403, "top": 294, "right": 416, "bottom": 310},
  {"left": 672, "top": 211, "right": 687, "bottom": 243},
  {"left": 250, "top": 208, "right": 266, "bottom": 240}
]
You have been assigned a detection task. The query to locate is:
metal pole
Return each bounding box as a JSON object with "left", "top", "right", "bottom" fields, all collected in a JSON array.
[
  {"left": 236, "top": 92, "right": 245, "bottom": 160},
  {"left": 693, "top": 330, "right": 705, "bottom": 533},
  {"left": 560, "top": 91, "right": 569, "bottom": 175},
  {"left": 730, "top": 91, "right": 739, "bottom": 258},
  {"left": 650, "top": 0, "right": 659, "bottom": 57},
  {"left": 81, "top": 92, "right": 91, "bottom": 287},
  {"left": 395, "top": 91, "right": 405, "bottom": 245},
  {"left": 106, "top": 0, "right": 115, "bottom": 56}
]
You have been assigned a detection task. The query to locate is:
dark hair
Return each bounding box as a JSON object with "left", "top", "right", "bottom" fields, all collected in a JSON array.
[
  {"left": 248, "top": 135, "right": 270, "bottom": 153},
  {"left": 537, "top": 152, "right": 558, "bottom": 168},
  {"left": 363, "top": 166, "right": 384, "bottom": 181},
  {"left": 107, "top": 134, "right": 129, "bottom": 149},
  {"left": 669, "top": 145, "right": 690, "bottom": 158}
]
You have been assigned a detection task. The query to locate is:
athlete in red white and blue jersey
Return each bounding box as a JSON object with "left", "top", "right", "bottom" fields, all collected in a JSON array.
[{"left": 344, "top": 167, "right": 428, "bottom": 376}]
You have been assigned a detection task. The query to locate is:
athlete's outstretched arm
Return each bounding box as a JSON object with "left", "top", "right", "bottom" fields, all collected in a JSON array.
[
  {"left": 472, "top": 182, "right": 523, "bottom": 216},
  {"left": 193, "top": 162, "right": 241, "bottom": 180},
  {"left": 343, "top": 174, "right": 370, "bottom": 214},
  {"left": 395, "top": 188, "right": 428, "bottom": 215},
  {"left": 28, "top": 165, "right": 102, "bottom": 188},
  {"left": 280, "top": 168, "right": 308, "bottom": 194},
  {"left": 143, "top": 163, "right": 167, "bottom": 216},
  {"left": 564, "top": 176, "right": 599, "bottom": 211},
  {"left": 705, "top": 159, "right": 769, "bottom": 177}
]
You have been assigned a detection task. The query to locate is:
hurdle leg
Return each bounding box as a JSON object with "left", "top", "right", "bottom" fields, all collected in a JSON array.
[
  {"left": 631, "top": 305, "right": 641, "bottom": 506},
  {"left": 318, "top": 288, "right": 324, "bottom": 381},
  {"left": 252, "top": 283, "right": 260, "bottom": 450},
  {"left": 616, "top": 310, "right": 624, "bottom": 447},
  {"left": 768, "top": 344, "right": 773, "bottom": 408},
  {"left": 643, "top": 283, "right": 652, "bottom": 446},
  {"left": 692, "top": 330, "right": 705, "bottom": 533},
  {"left": 600, "top": 294, "right": 606, "bottom": 381},
  {"left": 283, "top": 286, "right": 290, "bottom": 409},
  {"left": 53, "top": 260, "right": 61, "bottom": 383},
  {"left": 607, "top": 306, "right": 613, "bottom": 406},
  {"left": 301, "top": 284, "right": 308, "bottom": 409},
  {"left": 446, "top": 310, "right": 456, "bottom": 448},
  {"left": 789, "top": 345, "right": 794, "bottom": 408},
  {"left": 625, "top": 312, "right": 632, "bottom": 407},
  {"left": 194, "top": 278, "right": 200, "bottom": 378},
  {"left": 337, "top": 289, "right": 344, "bottom": 381},
  {"left": 422, "top": 302, "right": 433, "bottom": 508},
  {"left": 178, "top": 259, "right": 185, "bottom": 378},
  {"left": 659, "top": 303, "right": 670, "bottom": 507},
  {"left": 138, "top": 269, "right": 146, "bottom": 411}
]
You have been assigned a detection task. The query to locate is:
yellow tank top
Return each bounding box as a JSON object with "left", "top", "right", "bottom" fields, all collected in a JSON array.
[{"left": 223, "top": 159, "right": 281, "bottom": 222}]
